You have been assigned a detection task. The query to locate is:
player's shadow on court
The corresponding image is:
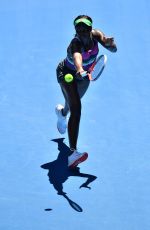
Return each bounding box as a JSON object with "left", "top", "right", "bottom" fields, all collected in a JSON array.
[{"left": 41, "top": 138, "right": 97, "bottom": 212}]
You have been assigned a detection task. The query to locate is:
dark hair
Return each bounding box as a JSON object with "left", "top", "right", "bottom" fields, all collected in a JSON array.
[{"left": 73, "top": 15, "right": 93, "bottom": 25}]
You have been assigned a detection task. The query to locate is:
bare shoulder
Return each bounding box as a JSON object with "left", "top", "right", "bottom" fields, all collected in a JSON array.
[{"left": 92, "top": 29, "right": 104, "bottom": 40}]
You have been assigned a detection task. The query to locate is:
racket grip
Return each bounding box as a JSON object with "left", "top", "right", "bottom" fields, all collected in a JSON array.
[
  {"left": 76, "top": 71, "right": 88, "bottom": 80},
  {"left": 88, "top": 73, "right": 92, "bottom": 80}
]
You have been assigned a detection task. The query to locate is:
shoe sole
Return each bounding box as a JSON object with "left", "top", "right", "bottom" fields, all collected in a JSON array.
[{"left": 69, "top": 152, "right": 88, "bottom": 168}]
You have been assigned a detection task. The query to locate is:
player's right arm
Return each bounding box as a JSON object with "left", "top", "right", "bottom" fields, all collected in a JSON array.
[
  {"left": 73, "top": 53, "right": 84, "bottom": 73},
  {"left": 70, "top": 39, "right": 85, "bottom": 73}
]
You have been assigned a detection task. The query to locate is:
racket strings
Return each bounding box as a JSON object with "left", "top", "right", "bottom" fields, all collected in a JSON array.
[{"left": 91, "top": 55, "right": 107, "bottom": 80}]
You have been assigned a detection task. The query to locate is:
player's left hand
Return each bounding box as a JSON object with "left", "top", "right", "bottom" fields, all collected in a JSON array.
[
  {"left": 105, "top": 37, "right": 115, "bottom": 46},
  {"left": 105, "top": 37, "right": 117, "bottom": 52}
]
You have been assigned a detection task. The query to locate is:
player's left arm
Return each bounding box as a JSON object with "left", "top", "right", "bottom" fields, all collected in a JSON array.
[{"left": 92, "top": 29, "right": 117, "bottom": 52}]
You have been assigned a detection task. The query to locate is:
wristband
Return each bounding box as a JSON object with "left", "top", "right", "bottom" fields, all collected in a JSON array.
[{"left": 80, "top": 71, "right": 88, "bottom": 77}]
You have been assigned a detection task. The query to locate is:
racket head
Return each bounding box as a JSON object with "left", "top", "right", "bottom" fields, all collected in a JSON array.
[
  {"left": 69, "top": 200, "right": 83, "bottom": 212},
  {"left": 89, "top": 54, "right": 107, "bottom": 81},
  {"left": 63, "top": 194, "right": 83, "bottom": 212}
]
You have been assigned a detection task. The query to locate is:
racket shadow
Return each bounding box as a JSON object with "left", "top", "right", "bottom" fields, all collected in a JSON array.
[{"left": 41, "top": 138, "right": 97, "bottom": 212}]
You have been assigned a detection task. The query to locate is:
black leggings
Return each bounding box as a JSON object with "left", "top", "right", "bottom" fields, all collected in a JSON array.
[
  {"left": 60, "top": 79, "right": 90, "bottom": 150},
  {"left": 56, "top": 60, "right": 90, "bottom": 150}
]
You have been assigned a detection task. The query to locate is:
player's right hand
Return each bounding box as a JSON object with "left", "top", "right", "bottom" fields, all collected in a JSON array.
[{"left": 76, "top": 70, "right": 88, "bottom": 80}]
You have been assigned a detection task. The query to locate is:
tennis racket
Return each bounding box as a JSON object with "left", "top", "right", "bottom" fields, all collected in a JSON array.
[
  {"left": 86, "top": 54, "right": 107, "bottom": 81},
  {"left": 63, "top": 194, "right": 83, "bottom": 212}
]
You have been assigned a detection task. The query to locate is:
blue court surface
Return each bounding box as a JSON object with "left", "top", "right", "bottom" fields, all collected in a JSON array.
[{"left": 0, "top": 0, "right": 150, "bottom": 229}]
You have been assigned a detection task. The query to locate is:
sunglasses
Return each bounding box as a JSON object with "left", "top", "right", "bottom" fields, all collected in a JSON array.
[{"left": 75, "top": 24, "right": 91, "bottom": 34}]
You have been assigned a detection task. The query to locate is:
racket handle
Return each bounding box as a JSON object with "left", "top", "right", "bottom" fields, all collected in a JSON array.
[
  {"left": 76, "top": 71, "right": 92, "bottom": 81},
  {"left": 88, "top": 73, "right": 92, "bottom": 81},
  {"left": 76, "top": 71, "right": 88, "bottom": 80}
]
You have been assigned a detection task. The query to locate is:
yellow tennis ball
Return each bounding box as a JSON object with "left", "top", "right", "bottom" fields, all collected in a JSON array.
[{"left": 64, "top": 74, "right": 73, "bottom": 83}]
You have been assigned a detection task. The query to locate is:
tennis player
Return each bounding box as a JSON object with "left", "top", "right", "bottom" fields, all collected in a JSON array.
[{"left": 56, "top": 15, "right": 117, "bottom": 167}]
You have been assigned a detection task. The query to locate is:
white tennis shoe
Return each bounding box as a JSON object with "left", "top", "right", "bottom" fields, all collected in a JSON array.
[
  {"left": 55, "top": 104, "right": 67, "bottom": 134},
  {"left": 68, "top": 150, "right": 88, "bottom": 167}
]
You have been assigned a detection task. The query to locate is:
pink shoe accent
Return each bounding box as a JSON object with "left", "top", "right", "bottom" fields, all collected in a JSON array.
[{"left": 69, "top": 152, "right": 88, "bottom": 168}]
